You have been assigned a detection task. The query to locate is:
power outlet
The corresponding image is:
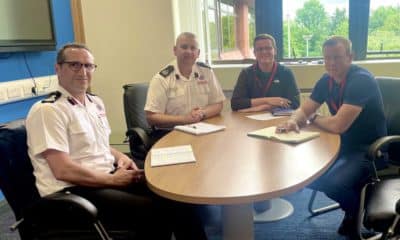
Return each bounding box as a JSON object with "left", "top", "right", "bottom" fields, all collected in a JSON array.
[
  {"left": 0, "top": 75, "right": 57, "bottom": 104},
  {"left": 7, "top": 86, "right": 23, "bottom": 99},
  {"left": 0, "top": 88, "right": 8, "bottom": 102},
  {"left": 23, "top": 85, "right": 33, "bottom": 96},
  {"left": 37, "top": 79, "right": 50, "bottom": 93}
]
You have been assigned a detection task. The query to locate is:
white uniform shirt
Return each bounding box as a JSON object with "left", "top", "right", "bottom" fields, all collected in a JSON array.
[
  {"left": 26, "top": 86, "right": 114, "bottom": 196},
  {"left": 144, "top": 60, "right": 226, "bottom": 115}
]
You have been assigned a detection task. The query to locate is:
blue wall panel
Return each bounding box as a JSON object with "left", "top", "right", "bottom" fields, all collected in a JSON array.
[{"left": 0, "top": 0, "right": 74, "bottom": 123}]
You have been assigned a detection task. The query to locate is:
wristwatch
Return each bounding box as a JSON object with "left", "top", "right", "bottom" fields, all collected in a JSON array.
[
  {"left": 308, "top": 113, "right": 319, "bottom": 124},
  {"left": 200, "top": 110, "right": 206, "bottom": 120}
]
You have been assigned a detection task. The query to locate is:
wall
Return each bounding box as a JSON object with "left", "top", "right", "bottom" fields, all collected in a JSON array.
[
  {"left": 0, "top": 0, "right": 75, "bottom": 123},
  {"left": 214, "top": 60, "right": 400, "bottom": 91},
  {"left": 80, "top": 0, "right": 175, "bottom": 143}
]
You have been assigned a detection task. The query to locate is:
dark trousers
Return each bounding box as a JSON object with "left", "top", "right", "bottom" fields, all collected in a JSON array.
[
  {"left": 64, "top": 183, "right": 207, "bottom": 240},
  {"left": 308, "top": 150, "right": 373, "bottom": 216}
]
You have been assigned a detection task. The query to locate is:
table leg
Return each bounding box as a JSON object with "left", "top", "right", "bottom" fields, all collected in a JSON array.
[
  {"left": 222, "top": 204, "right": 254, "bottom": 240},
  {"left": 253, "top": 198, "right": 294, "bottom": 222}
]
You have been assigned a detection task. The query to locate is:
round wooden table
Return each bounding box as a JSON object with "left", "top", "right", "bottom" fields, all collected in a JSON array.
[{"left": 145, "top": 111, "right": 340, "bottom": 240}]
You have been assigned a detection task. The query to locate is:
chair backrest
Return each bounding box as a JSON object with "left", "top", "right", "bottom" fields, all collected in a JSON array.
[
  {"left": 123, "top": 83, "right": 151, "bottom": 131},
  {"left": 0, "top": 119, "right": 40, "bottom": 220},
  {"left": 376, "top": 76, "right": 400, "bottom": 162}
]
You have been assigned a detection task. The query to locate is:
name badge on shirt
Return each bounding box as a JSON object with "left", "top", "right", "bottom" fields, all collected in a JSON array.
[{"left": 273, "top": 79, "right": 280, "bottom": 83}]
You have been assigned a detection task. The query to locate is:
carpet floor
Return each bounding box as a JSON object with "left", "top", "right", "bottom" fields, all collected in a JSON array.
[{"left": 0, "top": 188, "right": 353, "bottom": 240}]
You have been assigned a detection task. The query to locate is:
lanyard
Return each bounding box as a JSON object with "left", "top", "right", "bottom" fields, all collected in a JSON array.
[
  {"left": 253, "top": 62, "right": 278, "bottom": 96},
  {"left": 328, "top": 76, "right": 346, "bottom": 112}
]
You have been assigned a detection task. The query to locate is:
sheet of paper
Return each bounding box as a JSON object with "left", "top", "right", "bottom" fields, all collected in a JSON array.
[
  {"left": 174, "top": 122, "right": 226, "bottom": 135},
  {"left": 246, "top": 112, "right": 285, "bottom": 121},
  {"left": 151, "top": 145, "right": 196, "bottom": 167}
]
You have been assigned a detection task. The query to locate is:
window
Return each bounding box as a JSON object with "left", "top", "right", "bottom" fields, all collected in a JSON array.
[
  {"left": 282, "top": 0, "right": 349, "bottom": 59},
  {"left": 367, "top": 0, "right": 400, "bottom": 58},
  {"left": 203, "top": 0, "right": 255, "bottom": 62},
  {"left": 201, "top": 0, "right": 400, "bottom": 64}
]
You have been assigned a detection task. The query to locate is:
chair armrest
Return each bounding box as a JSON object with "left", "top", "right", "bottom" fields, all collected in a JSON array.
[
  {"left": 368, "top": 135, "right": 400, "bottom": 161},
  {"left": 126, "top": 127, "right": 152, "bottom": 150},
  {"left": 396, "top": 198, "right": 400, "bottom": 214},
  {"left": 26, "top": 191, "right": 99, "bottom": 222}
]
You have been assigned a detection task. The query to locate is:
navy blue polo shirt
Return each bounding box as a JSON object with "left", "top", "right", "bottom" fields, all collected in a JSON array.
[{"left": 310, "top": 65, "right": 387, "bottom": 152}]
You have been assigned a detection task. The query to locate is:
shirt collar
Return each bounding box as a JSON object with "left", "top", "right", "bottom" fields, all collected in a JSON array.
[
  {"left": 57, "top": 86, "right": 86, "bottom": 106},
  {"left": 171, "top": 60, "right": 199, "bottom": 81}
]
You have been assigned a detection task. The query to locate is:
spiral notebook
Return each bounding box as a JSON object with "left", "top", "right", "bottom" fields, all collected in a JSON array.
[{"left": 247, "top": 126, "right": 320, "bottom": 144}]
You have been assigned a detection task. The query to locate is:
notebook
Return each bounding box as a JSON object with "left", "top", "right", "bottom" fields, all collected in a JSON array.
[
  {"left": 271, "top": 107, "right": 294, "bottom": 116},
  {"left": 151, "top": 145, "right": 196, "bottom": 167},
  {"left": 174, "top": 122, "right": 226, "bottom": 135},
  {"left": 247, "top": 126, "right": 320, "bottom": 144}
]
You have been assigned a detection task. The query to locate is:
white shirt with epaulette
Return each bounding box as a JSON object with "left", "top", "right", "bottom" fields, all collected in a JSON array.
[
  {"left": 26, "top": 86, "right": 114, "bottom": 196},
  {"left": 144, "top": 60, "right": 226, "bottom": 116}
]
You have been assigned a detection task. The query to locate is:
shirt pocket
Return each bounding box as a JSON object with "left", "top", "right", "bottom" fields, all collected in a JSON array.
[
  {"left": 98, "top": 115, "right": 112, "bottom": 136},
  {"left": 69, "top": 120, "right": 96, "bottom": 149},
  {"left": 195, "top": 84, "right": 210, "bottom": 106},
  {"left": 166, "top": 87, "right": 186, "bottom": 114}
]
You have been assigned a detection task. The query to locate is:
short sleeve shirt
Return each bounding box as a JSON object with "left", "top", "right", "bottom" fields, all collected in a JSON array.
[
  {"left": 144, "top": 60, "right": 226, "bottom": 116},
  {"left": 310, "top": 65, "right": 387, "bottom": 151},
  {"left": 26, "top": 86, "right": 115, "bottom": 196}
]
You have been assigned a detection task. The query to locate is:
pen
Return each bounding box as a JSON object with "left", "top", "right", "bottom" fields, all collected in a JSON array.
[{"left": 276, "top": 127, "right": 287, "bottom": 133}]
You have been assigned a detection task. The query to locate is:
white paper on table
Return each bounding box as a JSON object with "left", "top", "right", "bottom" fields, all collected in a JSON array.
[
  {"left": 174, "top": 122, "right": 226, "bottom": 135},
  {"left": 246, "top": 112, "right": 285, "bottom": 121},
  {"left": 151, "top": 145, "right": 196, "bottom": 167}
]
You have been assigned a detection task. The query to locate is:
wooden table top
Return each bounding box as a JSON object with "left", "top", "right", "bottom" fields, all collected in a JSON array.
[{"left": 145, "top": 111, "right": 340, "bottom": 205}]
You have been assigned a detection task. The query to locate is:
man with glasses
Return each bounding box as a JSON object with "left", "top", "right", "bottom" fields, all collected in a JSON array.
[
  {"left": 26, "top": 43, "right": 207, "bottom": 240},
  {"left": 145, "top": 32, "right": 225, "bottom": 128},
  {"left": 231, "top": 33, "right": 300, "bottom": 112},
  {"left": 278, "top": 36, "right": 387, "bottom": 238}
]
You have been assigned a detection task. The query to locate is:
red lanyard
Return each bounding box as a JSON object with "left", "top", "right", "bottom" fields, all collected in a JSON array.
[
  {"left": 254, "top": 62, "right": 278, "bottom": 96},
  {"left": 328, "top": 76, "right": 346, "bottom": 112}
]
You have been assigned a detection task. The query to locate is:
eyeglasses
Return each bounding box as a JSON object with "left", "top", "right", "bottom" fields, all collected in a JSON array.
[
  {"left": 255, "top": 46, "right": 274, "bottom": 52},
  {"left": 60, "top": 61, "right": 97, "bottom": 72}
]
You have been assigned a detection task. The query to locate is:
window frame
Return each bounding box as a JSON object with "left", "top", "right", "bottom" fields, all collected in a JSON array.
[{"left": 206, "top": 0, "right": 400, "bottom": 64}]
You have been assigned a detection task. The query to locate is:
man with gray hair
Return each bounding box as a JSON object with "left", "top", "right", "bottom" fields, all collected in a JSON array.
[{"left": 145, "top": 32, "right": 225, "bottom": 128}]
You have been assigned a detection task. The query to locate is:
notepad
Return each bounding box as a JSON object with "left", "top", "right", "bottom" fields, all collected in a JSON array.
[
  {"left": 246, "top": 112, "right": 285, "bottom": 121},
  {"left": 174, "top": 122, "right": 226, "bottom": 135},
  {"left": 247, "top": 126, "right": 320, "bottom": 144},
  {"left": 151, "top": 145, "right": 196, "bottom": 167},
  {"left": 271, "top": 107, "right": 294, "bottom": 116}
]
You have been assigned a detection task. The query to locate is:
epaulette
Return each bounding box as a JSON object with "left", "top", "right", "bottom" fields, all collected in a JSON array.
[
  {"left": 196, "top": 62, "right": 211, "bottom": 69},
  {"left": 159, "top": 65, "right": 174, "bottom": 77},
  {"left": 86, "top": 92, "right": 96, "bottom": 103},
  {"left": 41, "top": 91, "right": 61, "bottom": 103}
]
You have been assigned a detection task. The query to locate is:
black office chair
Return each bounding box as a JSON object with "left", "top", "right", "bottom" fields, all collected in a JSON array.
[
  {"left": 0, "top": 119, "right": 135, "bottom": 240},
  {"left": 308, "top": 76, "right": 400, "bottom": 218},
  {"left": 355, "top": 76, "right": 400, "bottom": 240},
  {"left": 357, "top": 142, "right": 400, "bottom": 240},
  {"left": 123, "top": 83, "right": 169, "bottom": 163}
]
